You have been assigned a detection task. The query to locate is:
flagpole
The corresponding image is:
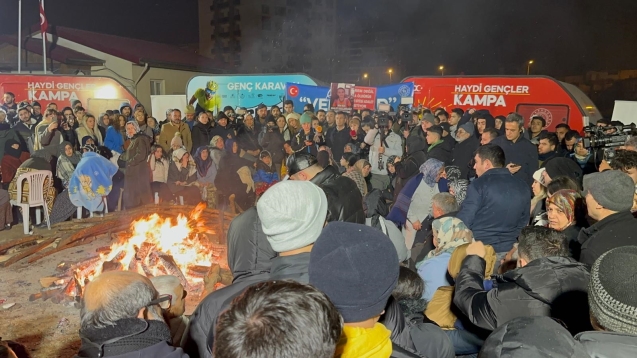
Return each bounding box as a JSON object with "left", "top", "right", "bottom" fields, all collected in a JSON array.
[
  {"left": 18, "top": 0, "right": 22, "bottom": 73},
  {"left": 41, "top": 0, "right": 46, "bottom": 73}
]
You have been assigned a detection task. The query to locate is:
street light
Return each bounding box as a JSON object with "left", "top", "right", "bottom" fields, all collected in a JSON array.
[
  {"left": 363, "top": 73, "right": 370, "bottom": 86},
  {"left": 388, "top": 68, "right": 393, "bottom": 82},
  {"left": 527, "top": 60, "right": 534, "bottom": 75},
  {"left": 439, "top": 65, "right": 444, "bottom": 76}
]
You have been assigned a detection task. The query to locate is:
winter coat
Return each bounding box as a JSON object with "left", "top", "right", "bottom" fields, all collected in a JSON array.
[
  {"left": 159, "top": 122, "right": 193, "bottom": 153},
  {"left": 426, "top": 141, "right": 452, "bottom": 165},
  {"left": 326, "top": 126, "right": 351, "bottom": 169},
  {"left": 12, "top": 121, "right": 35, "bottom": 153},
  {"left": 149, "top": 156, "right": 169, "bottom": 183},
  {"left": 394, "top": 136, "right": 427, "bottom": 202},
  {"left": 292, "top": 128, "right": 324, "bottom": 158},
  {"left": 191, "top": 121, "right": 216, "bottom": 155},
  {"left": 104, "top": 126, "right": 124, "bottom": 154},
  {"left": 137, "top": 122, "right": 155, "bottom": 142},
  {"left": 235, "top": 124, "right": 261, "bottom": 152},
  {"left": 575, "top": 331, "right": 637, "bottom": 357},
  {"left": 457, "top": 168, "right": 530, "bottom": 253},
  {"left": 269, "top": 252, "right": 311, "bottom": 282},
  {"left": 366, "top": 129, "right": 404, "bottom": 176},
  {"left": 453, "top": 255, "right": 591, "bottom": 334},
  {"left": 0, "top": 125, "right": 20, "bottom": 161},
  {"left": 167, "top": 161, "right": 197, "bottom": 194},
  {"left": 253, "top": 161, "right": 279, "bottom": 184},
  {"left": 181, "top": 207, "right": 276, "bottom": 358},
  {"left": 259, "top": 129, "right": 285, "bottom": 166},
  {"left": 120, "top": 133, "right": 153, "bottom": 208},
  {"left": 310, "top": 165, "right": 365, "bottom": 224},
  {"left": 452, "top": 135, "right": 479, "bottom": 180},
  {"left": 491, "top": 135, "right": 538, "bottom": 188},
  {"left": 578, "top": 211, "right": 637, "bottom": 267}
]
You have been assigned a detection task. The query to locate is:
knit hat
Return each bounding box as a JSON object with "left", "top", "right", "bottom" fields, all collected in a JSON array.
[
  {"left": 286, "top": 112, "right": 301, "bottom": 123},
  {"left": 172, "top": 148, "right": 188, "bottom": 161},
  {"left": 421, "top": 113, "right": 436, "bottom": 126},
  {"left": 533, "top": 168, "right": 546, "bottom": 186},
  {"left": 583, "top": 170, "right": 634, "bottom": 212},
  {"left": 210, "top": 135, "right": 223, "bottom": 147},
  {"left": 589, "top": 246, "right": 637, "bottom": 335},
  {"left": 309, "top": 222, "right": 399, "bottom": 323},
  {"left": 439, "top": 122, "right": 451, "bottom": 134},
  {"left": 257, "top": 181, "right": 328, "bottom": 253},
  {"left": 544, "top": 157, "right": 583, "bottom": 185},
  {"left": 459, "top": 122, "right": 475, "bottom": 136},
  {"left": 299, "top": 111, "right": 313, "bottom": 125},
  {"left": 428, "top": 125, "right": 443, "bottom": 137},
  {"left": 185, "top": 105, "right": 195, "bottom": 115}
]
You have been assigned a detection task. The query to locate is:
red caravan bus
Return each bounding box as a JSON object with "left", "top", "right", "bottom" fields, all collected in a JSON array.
[
  {"left": 401, "top": 76, "right": 602, "bottom": 132},
  {"left": 0, "top": 74, "right": 138, "bottom": 116}
]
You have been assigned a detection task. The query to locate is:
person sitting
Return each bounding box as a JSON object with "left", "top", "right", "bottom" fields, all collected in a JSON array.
[
  {"left": 578, "top": 170, "right": 637, "bottom": 266},
  {"left": 1, "top": 139, "right": 29, "bottom": 190},
  {"left": 292, "top": 112, "right": 324, "bottom": 157},
  {"left": 252, "top": 150, "right": 279, "bottom": 199},
  {"left": 56, "top": 141, "right": 81, "bottom": 189},
  {"left": 167, "top": 148, "right": 200, "bottom": 205},
  {"left": 148, "top": 144, "right": 171, "bottom": 203},
  {"left": 75, "top": 114, "right": 104, "bottom": 146},
  {"left": 341, "top": 153, "right": 367, "bottom": 197},
  {"left": 194, "top": 146, "right": 217, "bottom": 208},
  {"left": 392, "top": 136, "right": 427, "bottom": 203},
  {"left": 363, "top": 189, "right": 409, "bottom": 263},
  {"left": 530, "top": 168, "right": 548, "bottom": 226},
  {"left": 547, "top": 189, "right": 587, "bottom": 260},
  {"left": 77, "top": 271, "right": 188, "bottom": 357},
  {"left": 209, "top": 135, "right": 225, "bottom": 167},
  {"left": 149, "top": 275, "right": 189, "bottom": 348},
  {"left": 410, "top": 192, "right": 459, "bottom": 268},
  {"left": 453, "top": 227, "right": 591, "bottom": 334},
  {"left": 213, "top": 280, "right": 343, "bottom": 358},
  {"left": 575, "top": 246, "right": 637, "bottom": 356},
  {"left": 214, "top": 138, "right": 255, "bottom": 211},
  {"left": 416, "top": 217, "right": 473, "bottom": 301}
]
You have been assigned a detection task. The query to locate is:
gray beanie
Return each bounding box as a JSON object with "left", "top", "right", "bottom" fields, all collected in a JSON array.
[
  {"left": 257, "top": 181, "right": 328, "bottom": 253},
  {"left": 459, "top": 122, "right": 475, "bottom": 136},
  {"left": 583, "top": 170, "right": 634, "bottom": 212},
  {"left": 421, "top": 113, "right": 436, "bottom": 126},
  {"left": 589, "top": 246, "right": 637, "bottom": 335}
]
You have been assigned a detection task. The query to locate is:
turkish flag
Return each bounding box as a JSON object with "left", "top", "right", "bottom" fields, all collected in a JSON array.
[{"left": 39, "top": 1, "right": 48, "bottom": 34}]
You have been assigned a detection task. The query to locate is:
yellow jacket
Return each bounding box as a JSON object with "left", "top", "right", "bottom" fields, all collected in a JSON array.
[{"left": 335, "top": 323, "right": 392, "bottom": 358}]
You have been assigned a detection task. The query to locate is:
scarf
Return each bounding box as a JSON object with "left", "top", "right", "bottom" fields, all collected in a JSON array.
[
  {"left": 449, "top": 179, "right": 469, "bottom": 205},
  {"left": 420, "top": 159, "right": 444, "bottom": 186},
  {"left": 425, "top": 217, "right": 473, "bottom": 259},
  {"left": 546, "top": 189, "right": 580, "bottom": 227},
  {"left": 194, "top": 146, "right": 213, "bottom": 177},
  {"left": 125, "top": 121, "right": 141, "bottom": 139},
  {"left": 444, "top": 165, "right": 461, "bottom": 182},
  {"left": 33, "top": 117, "right": 54, "bottom": 151},
  {"left": 334, "top": 323, "right": 392, "bottom": 358},
  {"left": 59, "top": 141, "right": 82, "bottom": 165},
  {"left": 343, "top": 169, "right": 367, "bottom": 197}
]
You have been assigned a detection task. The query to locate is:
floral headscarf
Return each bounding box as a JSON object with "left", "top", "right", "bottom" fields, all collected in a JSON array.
[
  {"left": 426, "top": 217, "right": 473, "bottom": 259},
  {"left": 450, "top": 179, "right": 469, "bottom": 205},
  {"left": 419, "top": 158, "right": 444, "bottom": 187},
  {"left": 445, "top": 166, "right": 462, "bottom": 182},
  {"left": 546, "top": 189, "right": 581, "bottom": 224},
  {"left": 125, "top": 120, "right": 141, "bottom": 139}
]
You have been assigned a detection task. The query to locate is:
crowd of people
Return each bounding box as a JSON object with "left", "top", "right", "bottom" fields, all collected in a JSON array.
[{"left": 2, "top": 90, "right": 637, "bottom": 357}]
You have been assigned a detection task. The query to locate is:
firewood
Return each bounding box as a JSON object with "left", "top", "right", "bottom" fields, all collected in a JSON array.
[
  {"left": 0, "top": 235, "right": 43, "bottom": 254},
  {"left": 39, "top": 276, "right": 65, "bottom": 288},
  {"left": 28, "top": 235, "right": 99, "bottom": 263},
  {"left": 0, "top": 237, "right": 57, "bottom": 268},
  {"left": 56, "top": 219, "right": 131, "bottom": 250},
  {"left": 29, "top": 287, "right": 63, "bottom": 302},
  {"left": 156, "top": 253, "right": 189, "bottom": 289}
]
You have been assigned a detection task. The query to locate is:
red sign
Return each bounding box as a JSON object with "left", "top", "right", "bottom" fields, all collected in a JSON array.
[
  {"left": 354, "top": 86, "right": 377, "bottom": 110},
  {"left": 287, "top": 84, "right": 299, "bottom": 97}
]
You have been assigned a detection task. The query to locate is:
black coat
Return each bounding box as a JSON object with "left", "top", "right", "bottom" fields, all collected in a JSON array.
[
  {"left": 491, "top": 135, "right": 538, "bottom": 188},
  {"left": 326, "top": 126, "right": 351, "bottom": 168},
  {"left": 453, "top": 255, "right": 591, "bottom": 335},
  {"left": 235, "top": 124, "right": 260, "bottom": 151},
  {"left": 452, "top": 136, "right": 479, "bottom": 180},
  {"left": 259, "top": 129, "right": 285, "bottom": 166},
  {"left": 578, "top": 211, "right": 637, "bottom": 267},
  {"left": 426, "top": 141, "right": 452, "bottom": 165},
  {"left": 190, "top": 121, "right": 216, "bottom": 155},
  {"left": 182, "top": 207, "right": 276, "bottom": 358},
  {"left": 575, "top": 331, "right": 637, "bottom": 357},
  {"left": 310, "top": 165, "right": 365, "bottom": 224},
  {"left": 393, "top": 136, "right": 427, "bottom": 202}
]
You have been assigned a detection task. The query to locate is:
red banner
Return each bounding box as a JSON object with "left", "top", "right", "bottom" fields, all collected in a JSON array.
[
  {"left": 39, "top": 1, "right": 48, "bottom": 34},
  {"left": 354, "top": 86, "right": 377, "bottom": 110}
]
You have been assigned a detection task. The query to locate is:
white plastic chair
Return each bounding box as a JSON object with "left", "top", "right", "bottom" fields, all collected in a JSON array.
[
  {"left": 76, "top": 197, "right": 108, "bottom": 219},
  {"left": 10, "top": 170, "right": 53, "bottom": 235}
]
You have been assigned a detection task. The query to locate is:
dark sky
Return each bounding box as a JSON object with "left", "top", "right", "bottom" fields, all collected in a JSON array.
[{"left": 1, "top": 0, "right": 636, "bottom": 78}]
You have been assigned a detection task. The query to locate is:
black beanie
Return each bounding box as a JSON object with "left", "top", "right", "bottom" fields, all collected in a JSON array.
[
  {"left": 545, "top": 157, "right": 583, "bottom": 185},
  {"left": 309, "top": 222, "right": 399, "bottom": 323}
]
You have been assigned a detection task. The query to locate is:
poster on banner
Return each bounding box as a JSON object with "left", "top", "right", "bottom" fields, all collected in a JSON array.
[
  {"left": 376, "top": 83, "right": 414, "bottom": 110},
  {"left": 354, "top": 86, "right": 377, "bottom": 110},
  {"left": 186, "top": 74, "right": 317, "bottom": 114},
  {"left": 286, "top": 83, "right": 330, "bottom": 112},
  {"left": 330, "top": 83, "right": 355, "bottom": 111}
]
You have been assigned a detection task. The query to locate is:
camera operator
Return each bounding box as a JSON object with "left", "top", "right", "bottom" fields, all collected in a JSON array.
[
  {"left": 404, "top": 112, "right": 435, "bottom": 141},
  {"left": 292, "top": 112, "right": 324, "bottom": 157},
  {"left": 365, "top": 115, "right": 403, "bottom": 190}
]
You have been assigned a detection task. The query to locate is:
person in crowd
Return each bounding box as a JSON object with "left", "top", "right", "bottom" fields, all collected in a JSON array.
[
  {"left": 0, "top": 112, "right": 21, "bottom": 161},
  {"left": 491, "top": 113, "right": 538, "bottom": 187},
  {"left": 75, "top": 114, "right": 104, "bottom": 146},
  {"left": 182, "top": 206, "right": 276, "bottom": 357},
  {"left": 555, "top": 123, "right": 571, "bottom": 143},
  {"left": 253, "top": 103, "right": 269, "bottom": 132},
  {"left": 447, "top": 108, "right": 463, "bottom": 139},
  {"left": 570, "top": 136, "right": 597, "bottom": 175},
  {"left": 181, "top": 105, "right": 195, "bottom": 130},
  {"left": 348, "top": 116, "right": 365, "bottom": 148},
  {"left": 341, "top": 153, "right": 367, "bottom": 197},
  {"left": 215, "top": 138, "right": 255, "bottom": 211},
  {"left": 608, "top": 149, "right": 637, "bottom": 183},
  {"left": 392, "top": 136, "right": 427, "bottom": 203},
  {"left": 214, "top": 112, "right": 235, "bottom": 140},
  {"left": 363, "top": 189, "right": 409, "bottom": 263},
  {"left": 56, "top": 141, "right": 81, "bottom": 189},
  {"left": 30, "top": 100, "right": 43, "bottom": 123},
  {"left": 286, "top": 112, "right": 301, "bottom": 138},
  {"left": 525, "top": 115, "right": 547, "bottom": 144},
  {"left": 286, "top": 152, "right": 365, "bottom": 223},
  {"left": 575, "top": 246, "right": 637, "bottom": 356},
  {"left": 236, "top": 112, "right": 261, "bottom": 162},
  {"left": 98, "top": 112, "right": 111, "bottom": 134},
  {"left": 457, "top": 144, "right": 530, "bottom": 253},
  {"left": 547, "top": 175, "right": 581, "bottom": 196},
  {"left": 454, "top": 227, "right": 591, "bottom": 334},
  {"left": 74, "top": 106, "right": 86, "bottom": 124},
  {"left": 407, "top": 113, "right": 434, "bottom": 140},
  {"left": 133, "top": 109, "right": 155, "bottom": 140},
  {"left": 118, "top": 102, "right": 133, "bottom": 121},
  {"left": 563, "top": 129, "right": 580, "bottom": 153},
  {"left": 252, "top": 151, "right": 279, "bottom": 198},
  {"left": 148, "top": 144, "right": 171, "bottom": 203},
  {"left": 147, "top": 116, "right": 160, "bottom": 142},
  {"left": 33, "top": 108, "right": 63, "bottom": 156},
  {"left": 547, "top": 189, "right": 587, "bottom": 259},
  {"left": 104, "top": 114, "right": 126, "bottom": 154},
  {"left": 417, "top": 217, "right": 473, "bottom": 301},
  {"left": 167, "top": 148, "right": 200, "bottom": 205},
  {"left": 1, "top": 92, "right": 18, "bottom": 124},
  {"left": 578, "top": 170, "right": 637, "bottom": 266},
  {"left": 326, "top": 111, "right": 351, "bottom": 171},
  {"left": 77, "top": 271, "right": 188, "bottom": 357},
  {"left": 543, "top": 156, "right": 584, "bottom": 188},
  {"left": 537, "top": 132, "right": 561, "bottom": 166},
  {"left": 366, "top": 116, "right": 403, "bottom": 190},
  {"left": 213, "top": 280, "right": 343, "bottom": 358},
  {"left": 1, "top": 139, "right": 29, "bottom": 190},
  {"left": 191, "top": 112, "right": 215, "bottom": 156},
  {"left": 474, "top": 111, "right": 496, "bottom": 140},
  {"left": 530, "top": 168, "right": 548, "bottom": 226},
  {"left": 317, "top": 145, "right": 338, "bottom": 172},
  {"left": 259, "top": 115, "right": 285, "bottom": 175},
  {"left": 209, "top": 135, "right": 225, "bottom": 166},
  {"left": 60, "top": 108, "right": 80, "bottom": 151},
  {"left": 13, "top": 104, "right": 36, "bottom": 152},
  {"left": 282, "top": 99, "right": 295, "bottom": 115},
  {"left": 275, "top": 113, "right": 292, "bottom": 142},
  {"left": 480, "top": 127, "right": 498, "bottom": 146},
  {"left": 480, "top": 316, "right": 591, "bottom": 358},
  {"left": 448, "top": 179, "right": 468, "bottom": 206},
  {"left": 120, "top": 121, "right": 153, "bottom": 209},
  {"left": 194, "top": 146, "right": 217, "bottom": 207},
  {"left": 0, "top": 181, "right": 12, "bottom": 230},
  {"left": 452, "top": 122, "right": 479, "bottom": 179},
  {"left": 149, "top": 275, "right": 188, "bottom": 348},
  {"left": 292, "top": 112, "right": 324, "bottom": 157},
  {"left": 422, "top": 125, "right": 451, "bottom": 166},
  {"left": 323, "top": 109, "right": 336, "bottom": 131},
  {"left": 159, "top": 109, "right": 192, "bottom": 153}
]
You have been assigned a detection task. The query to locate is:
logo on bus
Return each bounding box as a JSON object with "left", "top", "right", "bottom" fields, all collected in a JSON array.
[{"left": 530, "top": 108, "right": 553, "bottom": 128}]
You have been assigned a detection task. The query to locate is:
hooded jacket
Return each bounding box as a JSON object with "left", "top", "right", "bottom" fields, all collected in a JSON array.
[
  {"left": 119, "top": 102, "right": 134, "bottom": 121},
  {"left": 181, "top": 207, "right": 276, "bottom": 358},
  {"left": 475, "top": 111, "right": 496, "bottom": 139},
  {"left": 452, "top": 134, "right": 479, "bottom": 180},
  {"left": 310, "top": 165, "right": 365, "bottom": 224},
  {"left": 453, "top": 255, "right": 591, "bottom": 335},
  {"left": 393, "top": 136, "right": 427, "bottom": 201}
]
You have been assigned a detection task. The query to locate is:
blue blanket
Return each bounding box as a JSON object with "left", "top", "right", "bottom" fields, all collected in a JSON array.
[
  {"left": 387, "top": 173, "right": 424, "bottom": 228},
  {"left": 69, "top": 152, "right": 118, "bottom": 211}
]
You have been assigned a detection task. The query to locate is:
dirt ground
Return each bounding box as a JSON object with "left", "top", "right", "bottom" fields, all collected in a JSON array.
[{"left": 0, "top": 223, "right": 212, "bottom": 358}]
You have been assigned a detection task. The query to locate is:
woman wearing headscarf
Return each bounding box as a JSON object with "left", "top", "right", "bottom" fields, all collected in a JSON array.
[
  {"left": 56, "top": 141, "right": 82, "bottom": 189},
  {"left": 8, "top": 150, "right": 57, "bottom": 224},
  {"left": 416, "top": 217, "right": 473, "bottom": 301},
  {"left": 148, "top": 144, "right": 171, "bottom": 203},
  {"left": 530, "top": 168, "right": 548, "bottom": 226},
  {"left": 449, "top": 179, "right": 469, "bottom": 206},
  {"left": 119, "top": 120, "right": 152, "bottom": 209},
  {"left": 168, "top": 148, "right": 200, "bottom": 205},
  {"left": 1, "top": 139, "right": 30, "bottom": 190},
  {"left": 194, "top": 146, "right": 217, "bottom": 208},
  {"left": 75, "top": 114, "right": 104, "bottom": 146},
  {"left": 209, "top": 135, "right": 225, "bottom": 168},
  {"left": 341, "top": 153, "right": 366, "bottom": 197},
  {"left": 98, "top": 113, "right": 111, "bottom": 135},
  {"left": 214, "top": 138, "right": 255, "bottom": 211},
  {"left": 354, "top": 159, "right": 373, "bottom": 194},
  {"left": 546, "top": 189, "right": 586, "bottom": 260}
]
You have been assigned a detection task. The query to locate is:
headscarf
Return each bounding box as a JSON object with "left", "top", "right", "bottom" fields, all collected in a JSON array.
[
  {"left": 546, "top": 189, "right": 581, "bottom": 225},
  {"left": 386, "top": 155, "right": 398, "bottom": 173},
  {"left": 210, "top": 135, "right": 223, "bottom": 148},
  {"left": 354, "top": 159, "right": 371, "bottom": 175},
  {"left": 343, "top": 170, "right": 367, "bottom": 197},
  {"left": 194, "top": 146, "right": 213, "bottom": 178},
  {"left": 125, "top": 120, "right": 140, "bottom": 139},
  {"left": 81, "top": 136, "right": 94, "bottom": 147},
  {"left": 445, "top": 166, "right": 462, "bottom": 182},
  {"left": 450, "top": 179, "right": 469, "bottom": 205},
  {"left": 4, "top": 139, "right": 22, "bottom": 159},
  {"left": 224, "top": 138, "right": 237, "bottom": 155},
  {"left": 98, "top": 113, "right": 110, "bottom": 129},
  {"left": 59, "top": 141, "right": 81, "bottom": 165},
  {"left": 419, "top": 158, "right": 444, "bottom": 187},
  {"left": 426, "top": 217, "right": 473, "bottom": 259},
  {"left": 82, "top": 143, "right": 98, "bottom": 153}
]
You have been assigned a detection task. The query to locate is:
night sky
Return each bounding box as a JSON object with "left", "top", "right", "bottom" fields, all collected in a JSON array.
[{"left": 1, "top": 0, "right": 636, "bottom": 78}]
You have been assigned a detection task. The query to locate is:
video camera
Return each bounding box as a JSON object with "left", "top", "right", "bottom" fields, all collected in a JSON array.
[
  {"left": 583, "top": 125, "right": 633, "bottom": 149},
  {"left": 376, "top": 103, "right": 394, "bottom": 129}
]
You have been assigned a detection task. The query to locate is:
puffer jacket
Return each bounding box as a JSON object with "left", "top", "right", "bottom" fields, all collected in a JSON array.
[
  {"left": 575, "top": 331, "right": 637, "bottom": 357},
  {"left": 453, "top": 255, "right": 591, "bottom": 335},
  {"left": 310, "top": 165, "right": 365, "bottom": 224},
  {"left": 181, "top": 207, "right": 276, "bottom": 358}
]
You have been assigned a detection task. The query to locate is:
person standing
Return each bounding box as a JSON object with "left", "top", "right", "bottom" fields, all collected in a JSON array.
[
  {"left": 491, "top": 113, "right": 538, "bottom": 188},
  {"left": 326, "top": 112, "right": 351, "bottom": 171},
  {"left": 452, "top": 123, "right": 479, "bottom": 179},
  {"left": 366, "top": 117, "right": 403, "bottom": 190},
  {"left": 159, "top": 109, "right": 192, "bottom": 153},
  {"left": 120, "top": 121, "right": 153, "bottom": 209}
]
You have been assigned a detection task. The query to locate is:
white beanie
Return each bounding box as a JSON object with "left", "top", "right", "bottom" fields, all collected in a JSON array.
[
  {"left": 172, "top": 148, "right": 187, "bottom": 161},
  {"left": 257, "top": 181, "right": 328, "bottom": 253}
]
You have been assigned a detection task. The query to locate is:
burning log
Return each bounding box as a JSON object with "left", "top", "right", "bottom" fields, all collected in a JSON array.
[{"left": 155, "top": 253, "right": 189, "bottom": 289}]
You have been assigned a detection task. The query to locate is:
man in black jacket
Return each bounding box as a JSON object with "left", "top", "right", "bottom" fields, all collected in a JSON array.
[
  {"left": 578, "top": 170, "right": 637, "bottom": 267},
  {"left": 287, "top": 152, "right": 365, "bottom": 224},
  {"left": 425, "top": 125, "right": 452, "bottom": 165},
  {"left": 491, "top": 112, "right": 538, "bottom": 188},
  {"left": 452, "top": 122, "right": 479, "bottom": 179},
  {"left": 454, "top": 226, "right": 591, "bottom": 335}
]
